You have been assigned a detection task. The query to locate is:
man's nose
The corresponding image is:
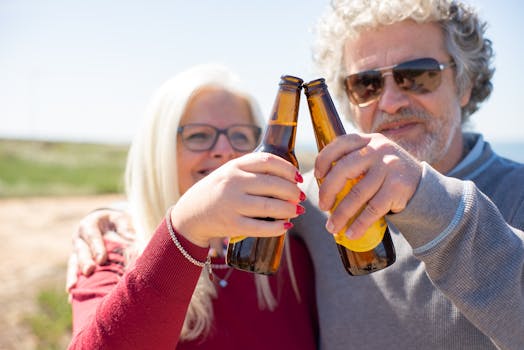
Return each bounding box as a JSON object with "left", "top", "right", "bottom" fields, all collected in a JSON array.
[{"left": 377, "top": 74, "right": 410, "bottom": 114}]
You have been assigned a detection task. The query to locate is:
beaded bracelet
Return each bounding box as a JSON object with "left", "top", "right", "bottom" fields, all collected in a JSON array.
[{"left": 165, "top": 208, "right": 229, "bottom": 280}]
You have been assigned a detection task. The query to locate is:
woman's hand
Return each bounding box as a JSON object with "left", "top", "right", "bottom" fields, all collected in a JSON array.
[{"left": 171, "top": 152, "right": 306, "bottom": 247}]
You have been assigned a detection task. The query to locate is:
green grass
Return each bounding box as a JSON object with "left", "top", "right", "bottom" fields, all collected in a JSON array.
[
  {"left": 0, "top": 139, "right": 128, "bottom": 197},
  {"left": 24, "top": 285, "right": 73, "bottom": 350},
  {"left": 0, "top": 138, "right": 128, "bottom": 347}
]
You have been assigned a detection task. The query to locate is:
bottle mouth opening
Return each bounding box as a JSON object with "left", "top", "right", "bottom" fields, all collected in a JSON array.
[
  {"left": 279, "top": 75, "right": 304, "bottom": 87},
  {"left": 303, "top": 78, "right": 326, "bottom": 95}
]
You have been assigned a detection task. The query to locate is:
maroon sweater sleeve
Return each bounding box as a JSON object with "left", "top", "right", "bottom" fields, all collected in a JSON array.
[{"left": 68, "top": 217, "right": 209, "bottom": 349}]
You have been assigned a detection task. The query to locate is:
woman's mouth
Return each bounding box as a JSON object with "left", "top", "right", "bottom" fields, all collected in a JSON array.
[{"left": 198, "top": 169, "right": 212, "bottom": 176}]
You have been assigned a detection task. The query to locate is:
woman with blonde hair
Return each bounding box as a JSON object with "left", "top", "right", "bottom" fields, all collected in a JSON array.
[{"left": 68, "top": 64, "right": 317, "bottom": 349}]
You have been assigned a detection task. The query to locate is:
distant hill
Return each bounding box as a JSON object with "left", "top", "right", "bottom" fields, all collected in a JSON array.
[
  {"left": 0, "top": 139, "right": 128, "bottom": 197},
  {"left": 0, "top": 139, "right": 318, "bottom": 198}
]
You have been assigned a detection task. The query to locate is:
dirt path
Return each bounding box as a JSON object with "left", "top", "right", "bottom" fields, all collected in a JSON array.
[{"left": 0, "top": 194, "right": 125, "bottom": 350}]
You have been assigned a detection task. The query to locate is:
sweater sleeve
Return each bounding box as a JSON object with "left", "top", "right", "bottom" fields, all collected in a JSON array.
[
  {"left": 389, "top": 163, "right": 524, "bottom": 350},
  {"left": 68, "top": 217, "right": 209, "bottom": 350}
]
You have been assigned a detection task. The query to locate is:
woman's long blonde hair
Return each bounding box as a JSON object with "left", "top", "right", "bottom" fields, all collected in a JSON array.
[{"left": 123, "top": 64, "right": 296, "bottom": 341}]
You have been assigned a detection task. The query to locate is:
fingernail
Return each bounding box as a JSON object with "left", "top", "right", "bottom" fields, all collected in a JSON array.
[
  {"left": 345, "top": 229, "right": 356, "bottom": 240},
  {"left": 299, "top": 191, "right": 306, "bottom": 202},
  {"left": 296, "top": 205, "right": 305, "bottom": 215},
  {"left": 325, "top": 220, "right": 335, "bottom": 234},
  {"left": 284, "top": 221, "right": 294, "bottom": 230},
  {"left": 295, "top": 171, "right": 303, "bottom": 183}
]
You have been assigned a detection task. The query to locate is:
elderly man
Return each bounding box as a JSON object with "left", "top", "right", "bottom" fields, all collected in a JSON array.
[{"left": 294, "top": 0, "right": 523, "bottom": 349}]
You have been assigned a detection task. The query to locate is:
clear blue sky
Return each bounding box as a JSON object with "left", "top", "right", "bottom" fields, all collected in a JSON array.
[{"left": 1, "top": 0, "right": 523, "bottom": 152}]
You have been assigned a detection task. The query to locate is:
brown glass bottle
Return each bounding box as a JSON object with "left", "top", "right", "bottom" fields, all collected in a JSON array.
[
  {"left": 226, "top": 75, "right": 302, "bottom": 275},
  {"left": 303, "top": 78, "right": 395, "bottom": 276}
]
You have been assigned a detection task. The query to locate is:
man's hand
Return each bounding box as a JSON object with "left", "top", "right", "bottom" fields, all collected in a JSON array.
[
  {"left": 66, "top": 208, "right": 134, "bottom": 292},
  {"left": 314, "top": 133, "right": 423, "bottom": 240}
]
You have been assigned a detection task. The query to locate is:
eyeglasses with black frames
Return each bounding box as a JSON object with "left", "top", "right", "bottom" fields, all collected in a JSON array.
[{"left": 177, "top": 123, "right": 262, "bottom": 152}]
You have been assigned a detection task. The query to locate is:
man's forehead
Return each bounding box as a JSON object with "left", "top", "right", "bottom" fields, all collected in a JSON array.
[{"left": 342, "top": 21, "right": 445, "bottom": 70}]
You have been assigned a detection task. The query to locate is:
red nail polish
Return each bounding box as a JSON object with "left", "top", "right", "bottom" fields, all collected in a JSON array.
[
  {"left": 296, "top": 205, "right": 305, "bottom": 215},
  {"left": 284, "top": 221, "right": 294, "bottom": 230},
  {"left": 299, "top": 191, "right": 306, "bottom": 201},
  {"left": 295, "top": 171, "right": 303, "bottom": 183}
]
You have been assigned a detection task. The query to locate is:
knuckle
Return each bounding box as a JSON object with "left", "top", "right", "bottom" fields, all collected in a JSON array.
[
  {"left": 351, "top": 214, "right": 369, "bottom": 232},
  {"left": 261, "top": 197, "right": 273, "bottom": 214},
  {"left": 345, "top": 133, "right": 362, "bottom": 144},
  {"left": 258, "top": 152, "right": 274, "bottom": 165},
  {"left": 348, "top": 183, "right": 365, "bottom": 202},
  {"left": 364, "top": 201, "right": 381, "bottom": 217},
  {"left": 77, "top": 227, "right": 88, "bottom": 241},
  {"left": 329, "top": 211, "right": 345, "bottom": 232},
  {"left": 387, "top": 173, "right": 403, "bottom": 189}
]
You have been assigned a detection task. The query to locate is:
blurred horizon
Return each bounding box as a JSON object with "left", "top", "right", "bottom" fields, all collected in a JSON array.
[
  {"left": 1, "top": 0, "right": 523, "bottom": 150},
  {"left": 1, "top": 135, "right": 523, "bottom": 165}
]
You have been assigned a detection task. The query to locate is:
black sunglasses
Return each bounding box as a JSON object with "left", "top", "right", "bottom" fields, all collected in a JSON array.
[
  {"left": 344, "top": 57, "right": 455, "bottom": 107},
  {"left": 177, "top": 123, "right": 262, "bottom": 152}
]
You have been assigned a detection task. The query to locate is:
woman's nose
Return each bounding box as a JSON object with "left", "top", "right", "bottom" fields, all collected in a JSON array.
[{"left": 210, "top": 133, "right": 237, "bottom": 158}]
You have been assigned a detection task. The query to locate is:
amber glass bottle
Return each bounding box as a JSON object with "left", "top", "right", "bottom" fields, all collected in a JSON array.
[
  {"left": 226, "top": 75, "right": 302, "bottom": 275},
  {"left": 303, "top": 78, "right": 395, "bottom": 276}
]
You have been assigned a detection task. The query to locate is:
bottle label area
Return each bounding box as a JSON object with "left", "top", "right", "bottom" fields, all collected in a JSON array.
[{"left": 331, "top": 179, "right": 388, "bottom": 252}]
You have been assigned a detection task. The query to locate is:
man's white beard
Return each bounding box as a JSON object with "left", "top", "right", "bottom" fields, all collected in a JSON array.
[{"left": 371, "top": 107, "right": 461, "bottom": 165}]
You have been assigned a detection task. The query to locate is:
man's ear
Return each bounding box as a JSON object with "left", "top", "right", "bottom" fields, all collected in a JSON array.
[{"left": 460, "top": 84, "right": 473, "bottom": 107}]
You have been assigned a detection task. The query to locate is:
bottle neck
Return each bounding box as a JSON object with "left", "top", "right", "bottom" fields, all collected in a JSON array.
[
  {"left": 304, "top": 80, "right": 346, "bottom": 150},
  {"left": 261, "top": 83, "right": 300, "bottom": 149},
  {"left": 258, "top": 78, "right": 301, "bottom": 167}
]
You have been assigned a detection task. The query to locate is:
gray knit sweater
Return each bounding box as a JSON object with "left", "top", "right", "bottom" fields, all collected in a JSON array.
[{"left": 291, "top": 133, "right": 524, "bottom": 349}]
